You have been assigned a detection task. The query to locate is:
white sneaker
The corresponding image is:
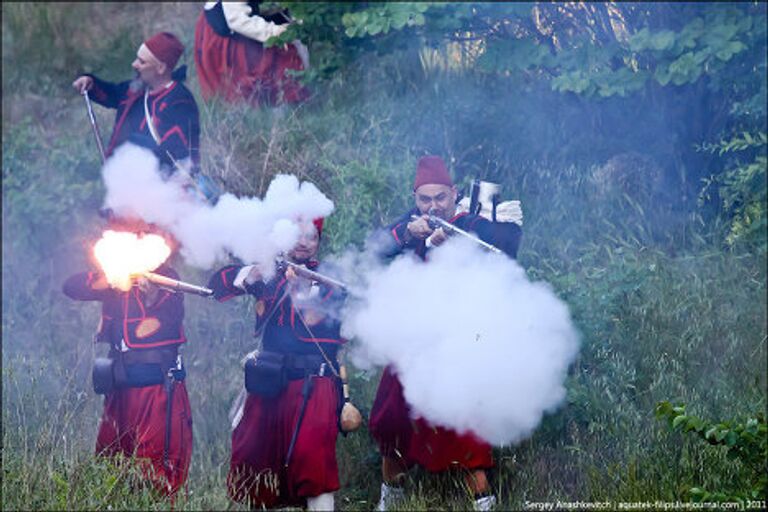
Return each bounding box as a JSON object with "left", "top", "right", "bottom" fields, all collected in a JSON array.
[
  {"left": 375, "top": 482, "right": 405, "bottom": 511},
  {"left": 473, "top": 494, "right": 497, "bottom": 511},
  {"left": 307, "top": 492, "right": 334, "bottom": 511}
]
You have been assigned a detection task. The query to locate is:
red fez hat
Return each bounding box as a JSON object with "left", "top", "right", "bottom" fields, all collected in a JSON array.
[
  {"left": 312, "top": 218, "right": 324, "bottom": 238},
  {"left": 144, "top": 32, "right": 184, "bottom": 70},
  {"left": 413, "top": 155, "right": 453, "bottom": 190}
]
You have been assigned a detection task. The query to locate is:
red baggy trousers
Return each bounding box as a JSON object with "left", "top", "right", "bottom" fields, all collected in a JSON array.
[
  {"left": 95, "top": 382, "right": 193, "bottom": 496},
  {"left": 369, "top": 366, "right": 494, "bottom": 472},
  {"left": 193, "top": 12, "right": 309, "bottom": 106},
  {"left": 228, "top": 376, "right": 341, "bottom": 508}
]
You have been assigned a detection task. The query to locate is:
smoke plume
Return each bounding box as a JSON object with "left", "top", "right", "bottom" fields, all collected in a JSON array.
[
  {"left": 342, "top": 237, "right": 580, "bottom": 446},
  {"left": 101, "top": 143, "right": 334, "bottom": 272}
]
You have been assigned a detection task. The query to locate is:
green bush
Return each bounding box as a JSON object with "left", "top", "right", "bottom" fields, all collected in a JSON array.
[
  {"left": 656, "top": 402, "right": 767, "bottom": 503},
  {"left": 2, "top": 3, "right": 766, "bottom": 511}
]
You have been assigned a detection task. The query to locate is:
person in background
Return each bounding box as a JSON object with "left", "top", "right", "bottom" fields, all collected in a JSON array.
[
  {"left": 72, "top": 32, "right": 200, "bottom": 177},
  {"left": 208, "top": 218, "right": 345, "bottom": 511},
  {"left": 368, "top": 155, "right": 522, "bottom": 511},
  {"left": 194, "top": 1, "right": 310, "bottom": 107}
]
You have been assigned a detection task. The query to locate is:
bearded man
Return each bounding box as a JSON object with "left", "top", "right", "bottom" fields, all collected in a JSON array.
[
  {"left": 369, "top": 155, "right": 522, "bottom": 511},
  {"left": 72, "top": 32, "right": 200, "bottom": 176}
]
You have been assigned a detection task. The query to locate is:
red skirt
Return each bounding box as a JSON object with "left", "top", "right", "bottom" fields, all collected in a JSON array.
[
  {"left": 228, "top": 376, "right": 341, "bottom": 508},
  {"left": 193, "top": 12, "right": 309, "bottom": 106},
  {"left": 95, "top": 382, "right": 193, "bottom": 496},
  {"left": 369, "top": 366, "right": 494, "bottom": 472}
]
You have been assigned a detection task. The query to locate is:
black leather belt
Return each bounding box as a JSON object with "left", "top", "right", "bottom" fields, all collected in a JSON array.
[
  {"left": 110, "top": 347, "right": 178, "bottom": 367},
  {"left": 284, "top": 353, "right": 337, "bottom": 380}
]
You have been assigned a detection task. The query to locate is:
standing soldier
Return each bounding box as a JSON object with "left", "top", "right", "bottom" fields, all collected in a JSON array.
[
  {"left": 62, "top": 221, "right": 193, "bottom": 497},
  {"left": 369, "top": 155, "right": 522, "bottom": 511},
  {"left": 208, "top": 218, "right": 348, "bottom": 511},
  {"left": 72, "top": 32, "right": 200, "bottom": 176}
]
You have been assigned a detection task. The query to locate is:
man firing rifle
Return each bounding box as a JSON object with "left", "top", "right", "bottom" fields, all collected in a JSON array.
[
  {"left": 369, "top": 155, "right": 522, "bottom": 511},
  {"left": 207, "top": 217, "right": 359, "bottom": 511},
  {"left": 62, "top": 219, "right": 193, "bottom": 498}
]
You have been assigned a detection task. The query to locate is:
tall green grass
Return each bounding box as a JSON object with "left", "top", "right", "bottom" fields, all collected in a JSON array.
[{"left": 3, "top": 3, "right": 766, "bottom": 510}]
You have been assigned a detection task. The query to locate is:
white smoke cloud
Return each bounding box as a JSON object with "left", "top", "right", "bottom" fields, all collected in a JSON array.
[
  {"left": 342, "top": 237, "right": 580, "bottom": 446},
  {"left": 100, "top": 143, "right": 577, "bottom": 446},
  {"left": 101, "top": 143, "right": 334, "bottom": 271}
]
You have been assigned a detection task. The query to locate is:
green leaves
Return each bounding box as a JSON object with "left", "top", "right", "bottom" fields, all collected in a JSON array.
[
  {"left": 552, "top": 70, "right": 593, "bottom": 95},
  {"left": 698, "top": 132, "right": 767, "bottom": 248},
  {"left": 628, "top": 28, "right": 676, "bottom": 52},
  {"left": 548, "top": 8, "right": 760, "bottom": 95},
  {"left": 656, "top": 400, "right": 768, "bottom": 502},
  {"left": 342, "top": 3, "right": 428, "bottom": 38}
]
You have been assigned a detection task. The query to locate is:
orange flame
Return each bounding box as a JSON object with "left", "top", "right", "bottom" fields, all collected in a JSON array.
[{"left": 93, "top": 230, "right": 172, "bottom": 291}]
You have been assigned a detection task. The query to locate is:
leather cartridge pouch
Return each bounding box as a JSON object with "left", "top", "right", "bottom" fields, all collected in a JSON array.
[
  {"left": 92, "top": 348, "right": 177, "bottom": 395},
  {"left": 91, "top": 356, "right": 131, "bottom": 394},
  {"left": 244, "top": 351, "right": 287, "bottom": 398},
  {"left": 92, "top": 357, "right": 115, "bottom": 395}
]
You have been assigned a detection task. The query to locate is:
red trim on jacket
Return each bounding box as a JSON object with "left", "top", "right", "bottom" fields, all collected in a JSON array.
[
  {"left": 448, "top": 211, "right": 469, "bottom": 223},
  {"left": 159, "top": 125, "right": 188, "bottom": 147},
  {"left": 297, "top": 336, "right": 344, "bottom": 344},
  {"left": 126, "top": 334, "right": 187, "bottom": 349},
  {"left": 391, "top": 225, "right": 402, "bottom": 245},
  {"left": 153, "top": 290, "right": 173, "bottom": 308},
  {"left": 106, "top": 93, "right": 142, "bottom": 156}
]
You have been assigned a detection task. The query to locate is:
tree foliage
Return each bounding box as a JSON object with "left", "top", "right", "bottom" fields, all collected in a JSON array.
[
  {"left": 271, "top": 2, "right": 767, "bottom": 248},
  {"left": 656, "top": 401, "right": 767, "bottom": 503},
  {"left": 700, "top": 132, "right": 767, "bottom": 249}
]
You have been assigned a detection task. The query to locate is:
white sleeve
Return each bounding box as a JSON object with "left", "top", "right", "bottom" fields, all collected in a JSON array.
[
  {"left": 221, "top": 2, "right": 287, "bottom": 42},
  {"left": 494, "top": 200, "right": 524, "bottom": 226},
  {"left": 233, "top": 265, "right": 255, "bottom": 290}
]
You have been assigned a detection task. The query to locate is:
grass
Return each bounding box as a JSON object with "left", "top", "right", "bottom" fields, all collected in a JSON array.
[{"left": 3, "top": 2, "right": 766, "bottom": 510}]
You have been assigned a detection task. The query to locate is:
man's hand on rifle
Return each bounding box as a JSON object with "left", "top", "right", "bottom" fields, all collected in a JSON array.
[
  {"left": 406, "top": 215, "right": 433, "bottom": 240},
  {"left": 426, "top": 227, "right": 448, "bottom": 247},
  {"left": 284, "top": 265, "right": 299, "bottom": 281},
  {"left": 245, "top": 265, "right": 264, "bottom": 285},
  {"left": 72, "top": 75, "right": 93, "bottom": 94},
  {"left": 135, "top": 275, "right": 162, "bottom": 304}
]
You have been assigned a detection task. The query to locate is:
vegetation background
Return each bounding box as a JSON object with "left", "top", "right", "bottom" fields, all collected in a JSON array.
[{"left": 2, "top": 2, "right": 766, "bottom": 510}]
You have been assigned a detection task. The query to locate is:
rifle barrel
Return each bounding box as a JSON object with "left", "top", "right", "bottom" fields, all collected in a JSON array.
[
  {"left": 142, "top": 272, "right": 213, "bottom": 297},
  {"left": 281, "top": 260, "right": 348, "bottom": 291},
  {"left": 411, "top": 214, "right": 503, "bottom": 254}
]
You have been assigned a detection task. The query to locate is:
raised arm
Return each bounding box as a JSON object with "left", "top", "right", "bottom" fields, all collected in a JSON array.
[
  {"left": 72, "top": 74, "right": 129, "bottom": 109},
  {"left": 62, "top": 271, "right": 113, "bottom": 301},
  {"left": 208, "top": 264, "right": 267, "bottom": 302}
]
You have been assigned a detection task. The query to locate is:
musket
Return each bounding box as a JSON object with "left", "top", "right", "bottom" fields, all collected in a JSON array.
[
  {"left": 82, "top": 90, "right": 107, "bottom": 164},
  {"left": 275, "top": 257, "right": 349, "bottom": 292},
  {"left": 142, "top": 272, "right": 213, "bottom": 297},
  {"left": 411, "top": 213, "right": 503, "bottom": 254}
]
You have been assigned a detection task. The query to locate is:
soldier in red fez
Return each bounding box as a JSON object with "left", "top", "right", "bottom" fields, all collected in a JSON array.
[
  {"left": 207, "top": 218, "right": 345, "bottom": 511},
  {"left": 72, "top": 32, "right": 200, "bottom": 176},
  {"left": 194, "top": 1, "right": 309, "bottom": 107},
  {"left": 62, "top": 227, "right": 192, "bottom": 498},
  {"left": 369, "top": 155, "right": 522, "bottom": 511}
]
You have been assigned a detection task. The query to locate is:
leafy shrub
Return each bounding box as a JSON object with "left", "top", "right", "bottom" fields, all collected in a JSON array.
[{"left": 656, "top": 401, "right": 767, "bottom": 503}]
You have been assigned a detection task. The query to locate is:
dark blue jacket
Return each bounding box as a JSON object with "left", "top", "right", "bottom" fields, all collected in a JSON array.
[
  {"left": 208, "top": 262, "right": 346, "bottom": 358},
  {"left": 377, "top": 208, "right": 522, "bottom": 261}
]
